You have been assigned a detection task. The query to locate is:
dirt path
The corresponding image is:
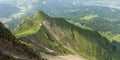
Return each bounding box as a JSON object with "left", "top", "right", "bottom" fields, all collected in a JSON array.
[{"left": 41, "top": 53, "right": 86, "bottom": 60}]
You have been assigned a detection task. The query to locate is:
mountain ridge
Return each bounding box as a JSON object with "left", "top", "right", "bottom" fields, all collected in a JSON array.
[{"left": 13, "top": 11, "right": 120, "bottom": 60}]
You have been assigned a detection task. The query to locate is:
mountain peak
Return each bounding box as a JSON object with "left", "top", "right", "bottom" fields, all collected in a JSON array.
[
  {"left": 13, "top": 11, "right": 50, "bottom": 38},
  {"left": 33, "top": 11, "right": 50, "bottom": 21},
  {"left": 13, "top": 11, "right": 120, "bottom": 60}
]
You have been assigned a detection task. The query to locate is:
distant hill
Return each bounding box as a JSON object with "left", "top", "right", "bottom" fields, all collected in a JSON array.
[
  {"left": 13, "top": 11, "right": 120, "bottom": 60},
  {"left": 38, "top": 4, "right": 120, "bottom": 19},
  {"left": 39, "top": 5, "right": 120, "bottom": 41}
]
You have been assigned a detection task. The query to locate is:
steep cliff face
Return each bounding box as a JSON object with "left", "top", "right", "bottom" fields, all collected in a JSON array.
[
  {"left": 0, "top": 22, "right": 42, "bottom": 60},
  {"left": 13, "top": 11, "right": 120, "bottom": 60}
]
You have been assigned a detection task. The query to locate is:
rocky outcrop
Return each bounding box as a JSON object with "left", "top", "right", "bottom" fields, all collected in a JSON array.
[{"left": 0, "top": 22, "right": 42, "bottom": 60}]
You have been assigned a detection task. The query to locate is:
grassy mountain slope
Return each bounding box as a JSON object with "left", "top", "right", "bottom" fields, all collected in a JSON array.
[
  {"left": 0, "top": 22, "right": 42, "bottom": 60},
  {"left": 13, "top": 11, "right": 50, "bottom": 38},
  {"left": 39, "top": 4, "right": 120, "bottom": 42},
  {"left": 13, "top": 11, "right": 120, "bottom": 60},
  {"left": 69, "top": 16, "right": 120, "bottom": 41},
  {"left": 13, "top": 11, "right": 72, "bottom": 55}
]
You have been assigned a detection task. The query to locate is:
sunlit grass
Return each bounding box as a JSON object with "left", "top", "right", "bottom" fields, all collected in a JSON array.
[{"left": 80, "top": 14, "right": 99, "bottom": 20}]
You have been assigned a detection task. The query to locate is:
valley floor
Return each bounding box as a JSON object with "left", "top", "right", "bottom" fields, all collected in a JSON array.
[{"left": 41, "top": 53, "right": 86, "bottom": 60}]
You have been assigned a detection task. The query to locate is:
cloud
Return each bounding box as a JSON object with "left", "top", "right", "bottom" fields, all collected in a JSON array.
[
  {"left": 43, "top": 1, "right": 47, "bottom": 5},
  {"left": 28, "top": 4, "right": 33, "bottom": 10},
  {"left": 31, "top": 0, "right": 38, "bottom": 2},
  {"left": 0, "top": 0, "right": 39, "bottom": 23},
  {"left": 11, "top": 0, "right": 38, "bottom": 18},
  {"left": 0, "top": 18, "right": 12, "bottom": 23}
]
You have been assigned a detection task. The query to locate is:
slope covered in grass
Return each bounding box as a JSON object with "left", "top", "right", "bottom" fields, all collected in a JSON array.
[
  {"left": 13, "top": 11, "right": 50, "bottom": 38},
  {"left": 13, "top": 11, "right": 120, "bottom": 60}
]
